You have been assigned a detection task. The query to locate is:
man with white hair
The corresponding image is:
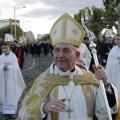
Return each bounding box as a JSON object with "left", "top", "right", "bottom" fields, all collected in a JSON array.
[{"left": 17, "top": 13, "right": 118, "bottom": 120}]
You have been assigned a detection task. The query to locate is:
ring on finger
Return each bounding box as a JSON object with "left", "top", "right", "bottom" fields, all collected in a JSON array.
[{"left": 51, "top": 105, "right": 56, "bottom": 109}]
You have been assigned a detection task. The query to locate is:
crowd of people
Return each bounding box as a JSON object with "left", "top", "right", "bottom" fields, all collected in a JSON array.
[
  {"left": 0, "top": 32, "right": 115, "bottom": 71},
  {"left": 0, "top": 41, "right": 54, "bottom": 68},
  {"left": 81, "top": 34, "right": 115, "bottom": 69}
]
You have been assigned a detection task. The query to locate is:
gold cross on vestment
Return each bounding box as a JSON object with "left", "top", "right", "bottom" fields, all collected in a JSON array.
[
  {"left": 65, "top": 105, "right": 74, "bottom": 119},
  {"left": 72, "top": 29, "right": 77, "bottom": 35}
]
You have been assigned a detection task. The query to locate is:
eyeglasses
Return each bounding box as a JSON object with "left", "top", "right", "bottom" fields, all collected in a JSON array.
[{"left": 53, "top": 48, "right": 74, "bottom": 55}]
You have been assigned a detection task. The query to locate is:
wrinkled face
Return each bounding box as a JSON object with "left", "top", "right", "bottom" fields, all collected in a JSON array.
[
  {"left": 53, "top": 42, "right": 80, "bottom": 72},
  {"left": 2, "top": 45, "right": 10, "bottom": 54},
  {"left": 115, "top": 36, "right": 120, "bottom": 48}
]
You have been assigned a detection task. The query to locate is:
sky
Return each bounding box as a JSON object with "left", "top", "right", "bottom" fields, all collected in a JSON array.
[{"left": 0, "top": 0, "right": 104, "bottom": 38}]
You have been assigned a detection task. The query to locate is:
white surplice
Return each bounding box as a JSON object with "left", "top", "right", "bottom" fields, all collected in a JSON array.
[
  {"left": 42, "top": 63, "right": 118, "bottom": 120},
  {"left": 0, "top": 52, "right": 26, "bottom": 114},
  {"left": 79, "top": 43, "right": 92, "bottom": 70},
  {"left": 106, "top": 45, "right": 120, "bottom": 97}
]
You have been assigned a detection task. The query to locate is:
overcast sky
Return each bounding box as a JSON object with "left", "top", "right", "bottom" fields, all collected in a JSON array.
[{"left": 0, "top": 0, "right": 104, "bottom": 38}]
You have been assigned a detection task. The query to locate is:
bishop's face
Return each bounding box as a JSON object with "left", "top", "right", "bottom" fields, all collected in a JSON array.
[
  {"left": 115, "top": 36, "right": 120, "bottom": 48},
  {"left": 53, "top": 42, "right": 80, "bottom": 72},
  {"left": 2, "top": 45, "right": 10, "bottom": 54}
]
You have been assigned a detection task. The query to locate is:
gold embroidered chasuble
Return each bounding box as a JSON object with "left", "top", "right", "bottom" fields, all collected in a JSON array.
[{"left": 17, "top": 68, "right": 99, "bottom": 120}]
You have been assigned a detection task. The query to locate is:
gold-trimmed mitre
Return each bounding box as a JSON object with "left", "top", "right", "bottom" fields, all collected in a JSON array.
[{"left": 50, "top": 13, "right": 86, "bottom": 47}]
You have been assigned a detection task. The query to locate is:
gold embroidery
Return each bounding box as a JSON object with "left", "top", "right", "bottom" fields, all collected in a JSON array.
[
  {"left": 81, "top": 85, "right": 94, "bottom": 117},
  {"left": 53, "top": 29, "right": 57, "bottom": 35},
  {"left": 51, "top": 86, "right": 58, "bottom": 120},
  {"left": 44, "top": 74, "right": 70, "bottom": 86},
  {"left": 44, "top": 73, "right": 99, "bottom": 87},
  {"left": 72, "top": 28, "right": 77, "bottom": 35},
  {"left": 74, "top": 74, "right": 99, "bottom": 87},
  {"left": 17, "top": 68, "right": 100, "bottom": 120}
]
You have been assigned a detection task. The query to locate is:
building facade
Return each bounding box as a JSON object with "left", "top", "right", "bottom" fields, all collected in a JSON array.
[{"left": 0, "top": 19, "right": 20, "bottom": 34}]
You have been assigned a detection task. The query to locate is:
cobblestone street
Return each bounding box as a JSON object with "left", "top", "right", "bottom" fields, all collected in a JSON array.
[{"left": 0, "top": 53, "right": 53, "bottom": 120}]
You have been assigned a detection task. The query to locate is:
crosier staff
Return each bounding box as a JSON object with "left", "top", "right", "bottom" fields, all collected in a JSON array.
[{"left": 81, "top": 7, "right": 112, "bottom": 120}]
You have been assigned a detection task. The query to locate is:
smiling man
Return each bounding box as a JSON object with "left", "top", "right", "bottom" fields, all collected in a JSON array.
[
  {"left": 53, "top": 43, "right": 79, "bottom": 71},
  {"left": 17, "top": 13, "right": 118, "bottom": 120}
]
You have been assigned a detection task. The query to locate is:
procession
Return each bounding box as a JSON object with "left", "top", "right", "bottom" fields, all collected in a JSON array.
[{"left": 0, "top": 0, "right": 120, "bottom": 120}]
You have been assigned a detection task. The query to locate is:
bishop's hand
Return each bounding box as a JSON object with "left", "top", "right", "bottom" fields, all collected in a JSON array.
[
  {"left": 93, "top": 65, "right": 109, "bottom": 86},
  {"left": 42, "top": 98, "right": 66, "bottom": 114}
]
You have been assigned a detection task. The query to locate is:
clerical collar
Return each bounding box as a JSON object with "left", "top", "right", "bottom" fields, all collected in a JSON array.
[{"left": 57, "top": 67, "right": 76, "bottom": 76}]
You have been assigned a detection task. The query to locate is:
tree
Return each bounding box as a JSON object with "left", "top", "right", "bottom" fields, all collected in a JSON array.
[
  {"left": 102, "top": 0, "right": 120, "bottom": 34},
  {"left": 74, "top": 6, "right": 105, "bottom": 38},
  {"left": 103, "top": 0, "right": 119, "bottom": 29},
  {"left": 38, "top": 34, "right": 50, "bottom": 42},
  {"left": 103, "top": 0, "right": 120, "bottom": 6},
  {"left": 116, "top": 0, "right": 120, "bottom": 6},
  {"left": 0, "top": 25, "right": 23, "bottom": 40}
]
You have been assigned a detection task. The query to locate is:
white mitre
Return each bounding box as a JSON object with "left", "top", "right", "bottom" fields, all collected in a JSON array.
[
  {"left": 50, "top": 13, "right": 86, "bottom": 47},
  {"left": 105, "top": 29, "right": 113, "bottom": 38}
]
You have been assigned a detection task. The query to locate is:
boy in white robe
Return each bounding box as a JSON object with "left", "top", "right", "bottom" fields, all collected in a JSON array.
[{"left": 0, "top": 42, "right": 26, "bottom": 119}]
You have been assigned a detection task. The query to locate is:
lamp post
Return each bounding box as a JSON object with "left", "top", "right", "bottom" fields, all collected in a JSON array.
[
  {"left": 14, "top": 5, "right": 26, "bottom": 40},
  {"left": 22, "top": 21, "right": 29, "bottom": 36}
]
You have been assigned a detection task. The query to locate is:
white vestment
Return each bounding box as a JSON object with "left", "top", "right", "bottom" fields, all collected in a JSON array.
[
  {"left": 41, "top": 63, "right": 118, "bottom": 120},
  {"left": 79, "top": 43, "right": 92, "bottom": 70},
  {"left": 0, "top": 52, "right": 26, "bottom": 114},
  {"left": 106, "top": 46, "right": 120, "bottom": 97}
]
